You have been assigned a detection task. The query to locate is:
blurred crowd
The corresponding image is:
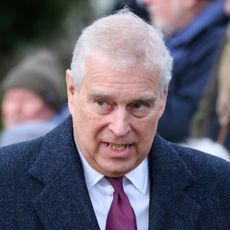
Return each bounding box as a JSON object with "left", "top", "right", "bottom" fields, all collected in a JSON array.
[
  {"left": 144, "top": 0, "right": 230, "bottom": 160},
  {"left": 0, "top": 0, "right": 229, "bottom": 161}
]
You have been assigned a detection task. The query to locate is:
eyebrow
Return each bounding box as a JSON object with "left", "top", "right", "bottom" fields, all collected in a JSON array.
[
  {"left": 89, "top": 90, "right": 111, "bottom": 98},
  {"left": 133, "top": 94, "right": 158, "bottom": 102},
  {"left": 89, "top": 90, "right": 158, "bottom": 103}
]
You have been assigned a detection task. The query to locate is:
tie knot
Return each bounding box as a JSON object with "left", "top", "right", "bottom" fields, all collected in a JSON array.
[{"left": 106, "top": 176, "right": 124, "bottom": 193}]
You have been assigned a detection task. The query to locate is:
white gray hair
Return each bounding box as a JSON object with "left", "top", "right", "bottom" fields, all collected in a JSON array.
[{"left": 71, "top": 9, "right": 173, "bottom": 93}]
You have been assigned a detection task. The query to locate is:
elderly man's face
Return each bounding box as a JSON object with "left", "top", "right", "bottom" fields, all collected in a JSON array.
[
  {"left": 143, "top": 0, "right": 185, "bottom": 36},
  {"left": 67, "top": 54, "right": 168, "bottom": 177}
]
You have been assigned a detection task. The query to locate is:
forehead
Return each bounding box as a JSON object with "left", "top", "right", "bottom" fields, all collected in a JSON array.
[
  {"left": 4, "top": 87, "right": 39, "bottom": 98},
  {"left": 81, "top": 54, "right": 162, "bottom": 96}
]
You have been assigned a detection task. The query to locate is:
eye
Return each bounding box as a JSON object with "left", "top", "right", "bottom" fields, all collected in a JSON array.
[
  {"left": 129, "top": 101, "right": 150, "bottom": 118},
  {"left": 93, "top": 98, "right": 113, "bottom": 114},
  {"left": 96, "top": 99, "right": 107, "bottom": 107},
  {"left": 132, "top": 102, "right": 145, "bottom": 110}
]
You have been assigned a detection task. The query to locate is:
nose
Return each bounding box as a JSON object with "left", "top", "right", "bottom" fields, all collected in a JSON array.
[{"left": 108, "top": 108, "right": 131, "bottom": 137}]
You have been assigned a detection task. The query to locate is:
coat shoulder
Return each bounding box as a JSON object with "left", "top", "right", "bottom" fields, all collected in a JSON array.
[
  {"left": 0, "top": 138, "right": 43, "bottom": 182},
  {"left": 171, "top": 142, "right": 230, "bottom": 198}
]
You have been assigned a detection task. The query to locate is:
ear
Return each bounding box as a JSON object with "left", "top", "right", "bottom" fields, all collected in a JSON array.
[
  {"left": 158, "top": 86, "right": 168, "bottom": 119},
  {"left": 65, "top": 69, "right": 76, "bottom": 115}
]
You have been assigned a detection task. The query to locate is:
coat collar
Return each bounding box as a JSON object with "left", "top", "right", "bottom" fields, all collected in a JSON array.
[
  {"left": 29, "top": 116, "right": 100, "bottom": 229},
  {"left": 29, "top": 117, "right": 201, "bottom": 229},
  {"left": 148, "top": 135, "right": 201, "bottom": 229}
]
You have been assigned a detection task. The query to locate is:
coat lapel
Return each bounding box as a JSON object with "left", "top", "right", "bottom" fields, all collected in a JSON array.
[
  {"left": 29, "top": 117, "right": 100, "bottom": 229},
  {"left": 28, "top": 117, "right": 202, "bottom": 229},
  {"left": 148, "top": 135, "right": 202, "bottom": 230}
]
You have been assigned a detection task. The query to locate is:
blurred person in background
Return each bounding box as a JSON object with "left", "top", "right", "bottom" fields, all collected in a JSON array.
[
  {"left": 143, "top": 0, "right": 229, "bottom": 143},
  {"left": 187, "top": 0, "right": 230, "bottom": 160},
  {"left": 111, "top": 0, "right": 150, "bottom": 22},
  {"left": 0, "top": 50, "right": 68, "bottom": 146}
]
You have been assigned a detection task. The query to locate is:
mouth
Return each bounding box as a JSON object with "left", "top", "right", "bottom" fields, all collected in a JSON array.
[{"left": 103, "top": 142, "right": 132, "bottom": 151}]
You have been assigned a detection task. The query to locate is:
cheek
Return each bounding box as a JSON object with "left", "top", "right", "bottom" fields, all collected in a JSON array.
[
  {"left": 74, "top": 99, "right": 103, "bottom": 125},
  {"left": 2, "top": 100, "right": 16, "bottom": 114},
  {"left": 24, "top": 104, "right": 40, "bottom": 115},
  {"left": 157, "top": 2, "right": 170, "bottom": 17},
  {"left": 141, "top": 113, "right": 159, "bottom": 137},
  {"left": 72, "top": 110, "right": 103, "bottom": 156},
  {"left": 134, "top": 119, "right": 156, "bottom": 160},
  {"left": 73, "top": 106, "right": 98, "bottom": 137},
  {"left": 2, "top": 104, "right": 10, "bottom": 115},
  {"left": 142, "top": 122, "right": 157, "bottom": 151},
  {"left": 22, "top": 101, "right": 44, "bottom": 118}
]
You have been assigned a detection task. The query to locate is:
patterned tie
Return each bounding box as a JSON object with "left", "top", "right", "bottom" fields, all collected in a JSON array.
[{"left": 105, "top": 177, "right": 137, "bottom": 230}]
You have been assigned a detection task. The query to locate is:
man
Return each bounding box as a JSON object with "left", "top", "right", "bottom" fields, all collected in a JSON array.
[
  {"left": 0, "top": 10, "right": 229, "bottom": 230},
  {"left": 143, "top": 0, "right": 229, "bottom": 142}
]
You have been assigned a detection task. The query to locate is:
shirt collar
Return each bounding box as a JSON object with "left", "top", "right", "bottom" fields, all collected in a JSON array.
[
  {"left": 77, "top": 145, "right": 103, "bottom": 190},
  {"left": 125, "top": 157, "right": 149, "bottom": 194},
  {"left": 77, "top": 144, "right": 149, "bottom": 194}
]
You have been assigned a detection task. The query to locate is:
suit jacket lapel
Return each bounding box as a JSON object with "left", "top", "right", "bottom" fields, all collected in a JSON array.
[
  {"left": 148, "top": 135, "right": 202, "bottom": 230},
  {"left": 29, "top": 117, "right": 100, "bottom": 229},
  {"left": 28, "top": 117, "right": 202, "bottom": 229}
]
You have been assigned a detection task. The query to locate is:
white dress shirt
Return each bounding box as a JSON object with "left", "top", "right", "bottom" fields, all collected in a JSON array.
[{"left": 78, "top": 148, "right": 150, "bottom": 230}]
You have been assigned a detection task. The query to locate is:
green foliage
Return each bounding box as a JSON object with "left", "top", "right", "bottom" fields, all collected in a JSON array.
[{"left": 0, "top": 0, "right": 77, "bottom": 54}]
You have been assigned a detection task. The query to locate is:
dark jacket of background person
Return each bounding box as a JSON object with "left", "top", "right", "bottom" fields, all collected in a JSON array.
[
  {"left": 0, "top": 117, "right": 229, "bottom": 229},
  {"left": 191, "top": 24, "right": 230, "bottom": 152},
  {"left": 158, "top": 0, "right": 229, "bottom": 142}
]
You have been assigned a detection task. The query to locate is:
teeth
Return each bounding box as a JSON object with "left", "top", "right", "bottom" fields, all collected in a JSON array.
[{"left": 108, "top": 144, "right": 129, "bottom": 151}]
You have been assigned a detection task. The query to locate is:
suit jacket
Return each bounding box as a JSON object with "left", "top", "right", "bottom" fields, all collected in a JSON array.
[{"left": 0, "top": 116, "right": 229, "bottom": 229}]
